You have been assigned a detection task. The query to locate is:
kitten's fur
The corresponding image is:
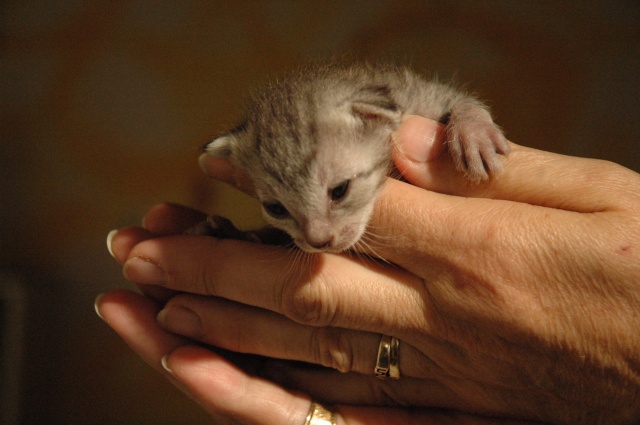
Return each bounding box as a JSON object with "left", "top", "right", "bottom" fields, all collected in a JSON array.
[{"left": 198, "top": 64, "right": 509, "bottom": 253}]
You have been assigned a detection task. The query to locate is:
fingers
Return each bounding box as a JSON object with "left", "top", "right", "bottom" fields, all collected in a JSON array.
[
  {"left": 119, "top": 233, "right": 426, "bottom": 335},
  {"left": 97, "top": 289, "right": 538, "bottom": 424},
  {"left": 108, "top": 203, "right": 206, "bottom": 265},
  {"left": 95, "top": 289, "right": 188, "bottom": 376},
  {"left": 109, "top": 205, "right": 433, "bottom": 369},
  {"left": 164, "top": 347, "right": 535, "bottom": 425},
  {"left": 96, "top": 290, "right": 316, "bottom": 425},
  {"left": 392, "top": 116, "right": 640, "bottom": 212},
  {"left": 111, "top": 207, "right": 422, "bottom": 336},
  {"left": 157, "top": 294, "right": 430, "bottom": 378},
  {"left": 163, "top": 346, "right": 313, "bottom": 425},
  {"left": 108, "top": 226, "right": 154, "bottom": 265},
  {"left": 156, "top": 295, "right": 467, "bottom": 410}
]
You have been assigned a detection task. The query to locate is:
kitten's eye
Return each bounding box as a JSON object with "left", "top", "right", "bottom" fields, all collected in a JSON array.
[
  {"left": 263, "top": 201, "right": 289, "bottom": 219},
  {"left": 330, "top": 180, "right": 350, "bottom": 201}
]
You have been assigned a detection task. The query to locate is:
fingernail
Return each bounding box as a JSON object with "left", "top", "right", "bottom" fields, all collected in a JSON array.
[
  {"left": 94, "top": 293, "right": 106, "bottom": 321},
  {"left": 161, "top": 354, "right": 173, "bottom": 374},
  {"left": 123, "top": 257, "right": 168, "bottom": 285},
  {"left": 392, "top": 117, "right": 441, "bottom": 162},
  {"left": 157, "top": 306, "right": 201, "bottom": 337},
  {"left": 198, "top": 153, "right": 209, "bottom": 174},
  {"left": 106, "top": 230, "right": 117, "bottom": 258}
]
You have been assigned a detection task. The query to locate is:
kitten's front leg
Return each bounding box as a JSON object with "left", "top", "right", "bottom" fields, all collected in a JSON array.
[
  {"left": 445, "top": 99, "right": 510, "bottom": 181},
  {"left": 187, "top": 215, "right": 293, "bottom": 247},
  {"left": 186, "top": 215, "right": 261, "bottom": 242}
]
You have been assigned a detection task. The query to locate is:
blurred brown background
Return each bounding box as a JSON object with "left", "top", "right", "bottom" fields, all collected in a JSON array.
[{"left": 1, "top": 1, "right": 638, "bottom": 424}]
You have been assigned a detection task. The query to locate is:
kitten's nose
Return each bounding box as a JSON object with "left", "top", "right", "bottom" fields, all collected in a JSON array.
[
  {"left": 307, "top": 237, "right": 333, "bottom": 250},
  {"left": 303, "top": 220, "right": 334, "bottom": 250}
]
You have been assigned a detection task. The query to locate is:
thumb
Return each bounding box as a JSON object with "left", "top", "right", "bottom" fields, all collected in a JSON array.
[
  {"left": 391, "top": 116, "right": 470, "bottom": 194},
  {"left": 392, "top": 115, "right": 446, "bottom": 166},
  {"left": 392, "top": 116, "right": 637, "bottom": 213}
]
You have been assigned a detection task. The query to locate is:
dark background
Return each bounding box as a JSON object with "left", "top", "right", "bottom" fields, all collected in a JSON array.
[{"left": 1, "top": 1, "right": 639, "bottom": 423}]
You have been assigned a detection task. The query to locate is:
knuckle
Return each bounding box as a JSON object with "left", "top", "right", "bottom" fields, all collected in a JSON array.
[
  {"left": 281, "top": 268, "right": 338, "bottom": 327},
  {"left": 310, "top": 328, "right": 355, "bottom": 373},
  {"left": 283, "top": 282, "right": 336, "bottom": 327}
]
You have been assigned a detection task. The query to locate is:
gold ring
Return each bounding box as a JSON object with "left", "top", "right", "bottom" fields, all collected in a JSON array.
[
  {"left": 304, "top": 402, "right": 336, "bottom": 425},
  {"left": 375, "top": 334, "right": 400, "bottom": 379}
]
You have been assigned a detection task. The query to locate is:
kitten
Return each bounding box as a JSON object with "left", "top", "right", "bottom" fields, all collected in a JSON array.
[{"left": 196, "top": 64, "right": 509, "bottom": 253}]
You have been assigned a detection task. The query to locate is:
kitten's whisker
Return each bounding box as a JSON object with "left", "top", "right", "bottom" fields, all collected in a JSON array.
[
  {"left": 353, "top": 232, "right": 392, "bottom": 265},
  {"left": 283, "top": 246, "right": 315, "bottom": 285}
]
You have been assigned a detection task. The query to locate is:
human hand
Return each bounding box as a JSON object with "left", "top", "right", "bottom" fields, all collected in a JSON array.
[
  {"left": 98, "top": 238, "right": 536, "bottom": 425},
  {"left": 100, "top": 116, "right": 640, "bottom": 424}
]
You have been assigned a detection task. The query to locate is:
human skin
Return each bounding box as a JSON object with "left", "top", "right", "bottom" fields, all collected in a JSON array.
[{"left": 98, "top": 116, "right": 640, "bottom": 424}]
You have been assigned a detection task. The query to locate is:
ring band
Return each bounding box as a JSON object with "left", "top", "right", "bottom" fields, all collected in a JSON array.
[
  {"left": 389, "top": 334, "right": 400, "bottom": 379},
  {"left": 304, "top": 402, "right": 336, "bottom": 425},
  {"left": 375, "top": 334, "right": 400, "bottom": 379}
]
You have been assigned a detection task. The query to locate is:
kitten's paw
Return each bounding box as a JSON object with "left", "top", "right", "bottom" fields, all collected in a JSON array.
[
  {"left": 446, "top": 101, "right": 510, "bottom": 181},
  {"left": 185, "top": 215, "right": 260, "bottom": 242}
]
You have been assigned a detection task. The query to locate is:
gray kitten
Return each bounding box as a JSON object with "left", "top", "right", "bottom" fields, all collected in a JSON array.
[{"left": 198, "top": 64, "right": 509, "bottom": 253}]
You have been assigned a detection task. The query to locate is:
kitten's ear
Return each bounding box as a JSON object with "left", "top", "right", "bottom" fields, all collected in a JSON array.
[
  {"left": 350, "top": 85, "right": 400, "bottom": 123},
  {"left": 205, "top": 121, "right": 248, "bottom": 157},
  {"left": 203, "top": 133, "right": 236, "bottom": 158}
]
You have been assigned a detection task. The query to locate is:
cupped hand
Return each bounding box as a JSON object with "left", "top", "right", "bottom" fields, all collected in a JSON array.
[{"left": 99, "top": 116, "right": 640, "bottom": 425}]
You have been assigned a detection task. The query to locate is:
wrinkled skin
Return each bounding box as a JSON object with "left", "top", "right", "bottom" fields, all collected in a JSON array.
[{"left": 99, "top": 117, "right": 640, "bottom": 425}]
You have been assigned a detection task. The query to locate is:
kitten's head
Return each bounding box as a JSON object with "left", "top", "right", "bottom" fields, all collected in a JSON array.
[{"left": 206, "top": 75, "right": 401, "bottom": 253}]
